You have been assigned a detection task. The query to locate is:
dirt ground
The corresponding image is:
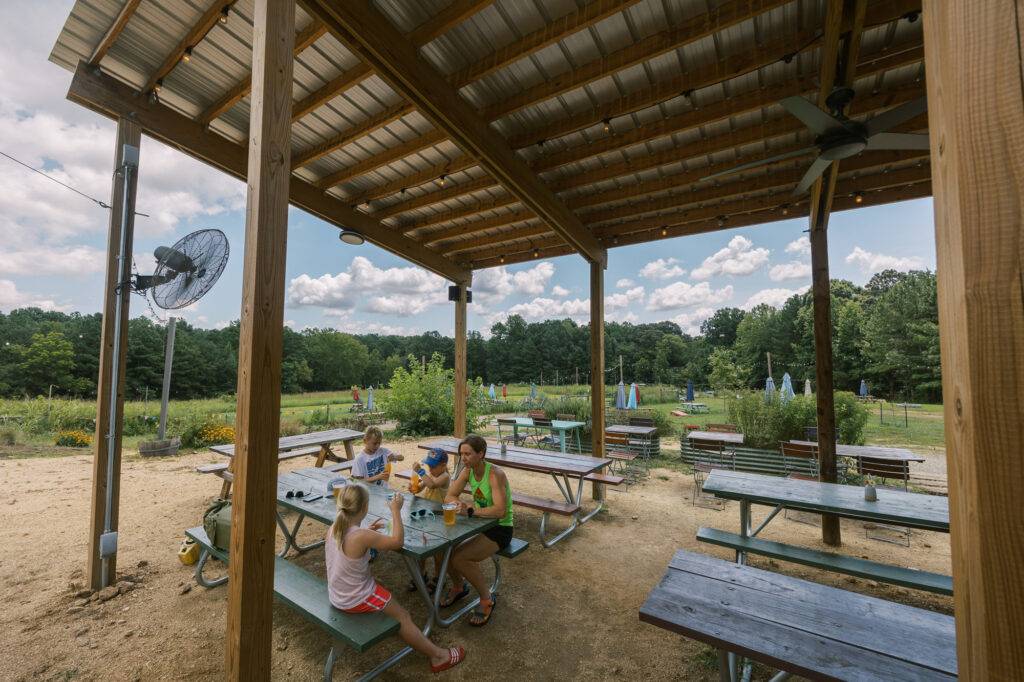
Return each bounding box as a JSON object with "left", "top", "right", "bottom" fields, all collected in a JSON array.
[{"left": 0, "top": 441, "right": 952, "bottom": 681}]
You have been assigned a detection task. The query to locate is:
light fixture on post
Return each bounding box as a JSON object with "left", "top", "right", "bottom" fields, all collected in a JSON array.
[
  {"left": 182, "top": 47, "right": 193, "bottom": 63},
  {"left": 339, "top": 230, "right": 364, "bottom": 245},
  {"left": 219, "top": 5, "right": 230, "bottom": 23},
  {"left": 780, "top": 203, "right": 790, "bottom": 216}
]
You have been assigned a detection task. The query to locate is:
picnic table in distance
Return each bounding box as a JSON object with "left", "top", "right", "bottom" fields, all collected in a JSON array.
[
  {"left": 788, "top": 440, "right": 926, "bottom": 462},
  {"left": 687, "top": 429, "right": 744, "bottom": 445},
  {"left": 210, "top": 427, "right": 364, "bottom": 463}
]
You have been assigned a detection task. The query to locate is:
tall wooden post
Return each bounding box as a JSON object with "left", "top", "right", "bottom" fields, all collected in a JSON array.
[
  {"left": 225, "top": 0, "right": 294, "bottom": 679},
  {"left": 923, "top": 2, "right": 1024, "bottom": 676},
  {"left": 589, "top": 262, "right": 605, "bottom": 501},
  {"left": 87, "top": 117, "right": 140, "bottom": 590},
  {"left": 453, "top": 285, "right": 468, "bottom": 438},
  {"left": 809, "top": 165, "right": 841, "bottom": 546}
]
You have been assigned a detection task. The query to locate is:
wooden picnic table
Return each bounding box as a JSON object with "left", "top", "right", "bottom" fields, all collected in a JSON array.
[
  {"left": 640, "top": 549, "right": 957, "bottom": 681},
  {"left": 687, "top": 429, "right": 744, "bottom": 445},
  {"left": 606, "top": 423, "right": 660, "bottom": 458},
  {"left": 789, "top": 440, "right": 926, "bottom": 463},
  {"left": 273, "top": 467, "right": 499, "bottom": 674},
  {"left": 506, "top": 416, "right": 585, "bottom": 454},
  {"left": 422, "top": 437, "right": 613, "bottom": 545}
]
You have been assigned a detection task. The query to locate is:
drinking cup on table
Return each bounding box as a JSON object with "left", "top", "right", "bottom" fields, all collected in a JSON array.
[{"left": 442, "top": 502, "right": 459, "bottom": 526}]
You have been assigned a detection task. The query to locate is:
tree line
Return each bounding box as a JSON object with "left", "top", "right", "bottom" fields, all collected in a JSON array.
[{"left": 0, "top": 269, "right": 941, "bottom": 403}]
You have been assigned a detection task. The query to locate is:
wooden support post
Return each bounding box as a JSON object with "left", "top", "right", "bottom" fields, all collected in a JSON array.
[
  {"left": 87, "top": 117, "right": 140, "bottom": 590},
  {"left": 923, "top": 2, "right": 1024, "bottom": 676},
  {"left": 809, "top": 164, "right": 841, "bottom": 547},
  {"left": 224, "top": 1, "right": 294, "bottom": 679},
  {"left": 590, "top": 262, "right": 605, "bottom": 502},
  {"left": 453, "top": 285, "right": 468, "bottom": 438}
]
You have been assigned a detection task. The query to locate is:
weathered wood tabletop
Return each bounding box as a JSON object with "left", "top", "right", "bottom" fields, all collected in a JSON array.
[
  {"left": 687, "top": 430, "right": 744, "bottom": 445},
  {"left": 210, "top": 427, "right": 364, "bottom": 457},
  {"left": 606, "top": 424, "right": 657, "bottom": 437},
  {"left": 640, "top": 549, "right": 957, "bottom": 681},
  {"left": 423, "top": 437, "right": 611, "bottom": 476},
  {"left": 789, "top": 440, "right": 926, "bottom": 462},
  {"left": 703, "top": 470, "right": 949, "bottom": 532}
]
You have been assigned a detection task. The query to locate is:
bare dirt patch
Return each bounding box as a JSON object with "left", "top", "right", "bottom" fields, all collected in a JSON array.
[{"left": 0, "top": 441, "right": 952, "bottom": 681}]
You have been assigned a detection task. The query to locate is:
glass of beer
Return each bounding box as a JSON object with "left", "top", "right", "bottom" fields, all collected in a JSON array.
[{"left": 442, "top": 502, "right": 459, "bottom": 526}]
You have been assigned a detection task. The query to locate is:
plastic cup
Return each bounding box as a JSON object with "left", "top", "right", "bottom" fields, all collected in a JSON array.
[{"left": 442, "top": 502, "right": 459, "bottom": 526}]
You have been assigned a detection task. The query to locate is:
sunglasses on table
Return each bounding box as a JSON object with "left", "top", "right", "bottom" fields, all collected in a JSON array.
[
  {"left": 285, "top": 489, "right": 322, "bottom": 502},
  {"left": 408, "top": 509, "right": 436, "bottom": 521}
]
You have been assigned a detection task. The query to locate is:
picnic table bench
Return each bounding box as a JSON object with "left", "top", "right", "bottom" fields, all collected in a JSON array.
[{"left": 640, "top": 549, "right": 956, "bottom": 681}]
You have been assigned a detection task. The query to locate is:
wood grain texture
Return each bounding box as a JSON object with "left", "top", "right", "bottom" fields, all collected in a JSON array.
[
  {"left": 224, "top": 0, "right": 294, "bottom": 677},
  {"left": 590, "top": 262, "right": 606, "bottom": 501},
  {"left": 65, "top": 64, "right": 469, "bottom": 284},
  {"left": 86, "top": 117, "right": 140, "bottom": 590},
  {"left": 290, "top": 63, "right": 372, "bottom": 122},
  {"left": 406, "top": 0, "right": 495, "bottom": 45},
  {"left": 306, "top": 0, "right": 606, "bottom": 265},
  {"left": 453, "top": 285, "right": 468, "bottom": 439},
  {"left": 923, "top": 1, "right": 1024, "bottom": 677},
  {"left": 88, "top": 0, "right": 141, "bottom": 65},
  {"left": 142, "top": 0, "right": 233, "bottom": 94}
]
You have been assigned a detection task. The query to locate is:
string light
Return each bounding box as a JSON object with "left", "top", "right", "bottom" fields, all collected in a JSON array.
[
  {"left": 660, "top": 225, "right": 668, "bottom": 237},
  {"left": 853, "top": 191, "right": 864, "bottom": 204},
  {"left": 219, "top": 5, "right": 230, "bottom": 23},
  {"left": 532, "top": 248, "right": 540, "bottom": 259},
  {"left": 780, "top": 203, "right": 790, "bottom": 215},
  {"left": 153, "top": 79, "right": 163, "bottom": 94},
  {"left": 182, "top": 47, "right": 193, "bottom": 63},
  {"left": 602, "top": 118, "right": 611, "bottom": 134},
  {"left": 439, "top": 174, "right": 447, "bottom": 187},
  {"left": 499, "top": 255, "right": 505, "bottom": 264},
  {"left": 717, "top": 215, "right": 727, "bottom": 227}
]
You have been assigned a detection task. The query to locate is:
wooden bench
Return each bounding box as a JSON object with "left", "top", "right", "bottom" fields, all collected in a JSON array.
[
  {"left": 583, "top": 472, "right": 625, "bottom": 486},
  {"left": 697, "top": 527, "right": 953, "bottom": 595},
  {"left": 185, "top": 526, "right": 399, "bottom": 679}
]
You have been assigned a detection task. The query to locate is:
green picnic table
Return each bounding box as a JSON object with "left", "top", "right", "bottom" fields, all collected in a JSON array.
[{"left": 507, "top": 416, "right": 585, "bottom": 454}]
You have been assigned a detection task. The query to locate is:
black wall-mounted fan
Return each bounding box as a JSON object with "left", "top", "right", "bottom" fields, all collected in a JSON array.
[
  {"left": 705, "top": 87, "right": 929, "bottom": 195},
  {"left": 133, "top": 228, "right": 229, "bottom": 309}
]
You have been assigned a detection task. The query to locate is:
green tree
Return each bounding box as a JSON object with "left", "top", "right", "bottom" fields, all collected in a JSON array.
[
  {"left": 700, "top": 307, "right": 745, "bottom": 348},
  {"left": 303, "top": 329, "right": 370, "bottom": 390},
  {"left": 13, "top": 331, "right": 84, "bottom": 395},
  {"left": 708, "top": 347, "right": 744, "bottom": 393}
]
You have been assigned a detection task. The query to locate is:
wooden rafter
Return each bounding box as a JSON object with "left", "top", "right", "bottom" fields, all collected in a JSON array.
[
  {"left": 89, "top": 0, "right": 141, "bottom": 65},
  {"left": 67, "top": 64, "right": 469, "bottom": 284},
  {"left": 315, "top": 130, "right": 447, "bottom": 189},
  {"left": 290, "top": 103, "right": 414, "bottom": 168},
  {"left": 406, "top": 0, "right": 496, "bottom": 45},
  {"left": 306, "top": 0, "right": 606, "bottom": 265},
  {"left": 142, "top": 0, "right": 233, "bottom": 95},
  {"left": 198, "top": 20, "right": 327, "bottom": 126},
  {"left": 291, "top": 63, "right": 372, "bottom": 122},
  {"left": 422, "top": 211, "right": 537, "bottom": 245}
]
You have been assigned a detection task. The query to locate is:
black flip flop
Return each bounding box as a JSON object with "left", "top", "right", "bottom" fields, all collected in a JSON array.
[{"left": 469, "top": 594, "right": 496, "bottom": 627}]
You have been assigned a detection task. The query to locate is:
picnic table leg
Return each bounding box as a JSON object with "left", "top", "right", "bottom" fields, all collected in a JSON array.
[
  {"left": 274, "top": 510, "right": 325, "bottom": 557},
  {"left": 314, "top": 445, "right": 328, "bottom": 467},
  {"left": 559, "top": 428, "right": 568, "bottom": 454},
  {"left": 194, "top": 548, "right": 228, "bottom": 588},
  {"left": 432, "top": 546, "right": 504, "bottom": 627},
  {"left": 737, "top": 501, "right": 751, "bottom": 565},
  {"left": 343, "top": 439, "right": 355, "bottom": 460},
  {"left": 220, "top": 460, "right": 234, "bottom": 499}
]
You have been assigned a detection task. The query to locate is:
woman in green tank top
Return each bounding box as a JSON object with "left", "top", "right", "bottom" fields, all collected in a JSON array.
[{"left": 441, "top": 434, "right": 513, "bottom": 626}]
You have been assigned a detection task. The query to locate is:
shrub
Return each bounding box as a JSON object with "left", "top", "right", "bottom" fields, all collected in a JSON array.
[
  {"left": 0, "top": 427, "right": 18, "bottom": 445},
  {"left": 382, "top": 353, "right": 484, "bottom": 437},
  {"left": 178, "top": 412, "right": 235, "bottom": 448},
  {"left": 279, "top": 419, "right": 304, "bottom": 437},
  {"left": 726, "top": 391, "right": 867, "bottom": 449},
  {"left": 55, "top": 430, "right": 92, "bottom": 447}
]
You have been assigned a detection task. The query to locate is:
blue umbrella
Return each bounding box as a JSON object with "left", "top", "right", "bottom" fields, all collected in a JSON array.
[
  {"left": 366, "top": 386, "right": 375, "bottom": 411},
  {"left": 615, "top": 381, "right": 626, "bottom": 409},
  {"left": 626, "top": 382, "right": 638, "bottom": 409},
  {"left": 686, "top": 379, "right": 694, "bottom": 402},
  {"left": 488, "top": 383, "right": 496, "bottom": 400},
  {"left": 530, "top": 383, "right": 537, "bottom": 400},
  {"left": 764, "top": 376, "right": 776, "bottom": 402},
  {"left": 780, "top": 373, "right": 795, "bottom": 404},
  {"left": 859, "top": 379, "right": 868, "bottom": 397}
]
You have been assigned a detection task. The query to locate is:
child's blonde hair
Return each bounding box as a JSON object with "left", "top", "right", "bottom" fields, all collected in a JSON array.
[
  {"left": 333, "top": 484, "right": 369, "bottom": 547},
  {"left": 364, "top": 425, "right": 383, "bottom": 443}
]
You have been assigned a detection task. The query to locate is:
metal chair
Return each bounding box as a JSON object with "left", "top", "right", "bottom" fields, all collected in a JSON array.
[
  {"left": 496, "top": 417, "right": 526, "bottom": 446},
  {"left": 858, "top": 456, "right": 912, "bottom": 546},
  {"left": 628, "top": 416, "right": 656, "bottom": 427},
  {"left": 691, "top": 441, "right": 734, "bottom": 508},
  {"left": 604, "top": 431, "right": 643, "bottom": 482},
  {"left": 532, "top": 417, "right": 560, "bottom": 450}
]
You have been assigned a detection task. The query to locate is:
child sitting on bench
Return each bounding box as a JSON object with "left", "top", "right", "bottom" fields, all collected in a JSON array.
[
  {"left": 406, "top": 448, "right": 451, "bottom": 592},
  {"left": 351, "top": 425, "right": 403, "bottom": 487},
  {"left": 326, "top": 484, "right": 465, "bottom": 673}
]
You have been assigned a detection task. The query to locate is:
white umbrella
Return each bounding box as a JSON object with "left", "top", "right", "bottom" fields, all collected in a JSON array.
[
  {"left": 366, "top": 386, "right": 375, "bottom": 411},
  {"left": 764, "top": 376, "right": 776, "bottom": 402},
  {"left": 615, "top": 381, "right": 626, "bottom": 409},
  {"left": 804, "top": 378, "right": 812, "bottom": 396},
  {"left": 780, "top": 373, "right": 795, "bottom": 404}
]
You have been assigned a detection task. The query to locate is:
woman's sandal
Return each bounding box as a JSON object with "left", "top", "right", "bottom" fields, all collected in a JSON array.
[
  {"left": 430, "top": 646, "right": 466, "bottom": 674},
  {"left": 439, "top": 581, "right": 469, "bottom": 608},
  {"left": 469, "top": 594, "right": 496, "bottom": 626}
]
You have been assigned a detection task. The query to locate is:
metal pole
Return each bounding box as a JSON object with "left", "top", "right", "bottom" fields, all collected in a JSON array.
[
  {"left": 157, "top": 317, "right": 176, "bottom": 440},
  {"left": 101, "top": 143, "right": 138, "bottom": 587}
]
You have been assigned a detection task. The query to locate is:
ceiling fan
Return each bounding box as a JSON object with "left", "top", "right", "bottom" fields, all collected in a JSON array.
[{"left": 704, "top": 87, "right": 930, "bottom": 195}]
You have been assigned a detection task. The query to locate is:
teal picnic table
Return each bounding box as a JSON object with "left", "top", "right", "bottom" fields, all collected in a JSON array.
[{"left": 508, "top": 416, "right": 585, "bottom": 454}]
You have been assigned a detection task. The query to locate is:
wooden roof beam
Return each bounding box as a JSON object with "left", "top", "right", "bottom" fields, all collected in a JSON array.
[
  {"left": 421, "top": 210, "right": 536, "bottom": 245},
  {"left": 306, "top": 0, "right": 605, "bottom": 265},
  {"left": 314, "top": 130, "right": 447, "bottom": 189},
  {"left": 198, "top": 19, "right": 327, "bottom": 126},
  {"left": 89, "top": 0, "right": 142, "bottom": 65},
  {"left": 142, "top": 0, "right": 233, "bottom": 95},
  {"left": 67, "top": 64, "right": 469, "bottom": 284},
  {"left": 290, "top": 102, "right": 414, "bottom": 168},
  {"left": 407, "top": 0, "right": 496, "bottom": 45},
  {"left": 290, "top": 63, "right": 373, "bottom": 122}
]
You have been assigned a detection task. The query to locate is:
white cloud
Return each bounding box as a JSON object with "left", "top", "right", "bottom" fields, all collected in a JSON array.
[
  {"left": 488, "top": 296, "right": 591, "bottom": 325},
  {"left": 742, "top": 285, "right": 810, "bottom": 309},
  {"left": 785, "top": 235, "right": 811, "bottom": 257},
  {"left": 288, "top": 256, "right": 447, "bottom": 317},
  {"left": 615, "top": 278, "right": 636, "bottom": 289},
  {"left": 551, "top": 285, "right": 570, "bottom": 297},
  {"left": 845, "top": 247, "right": 925, "bottom": 274},
  {"left": 608, "top": 311, "right": 639, "bottom": 324},
  {"left": 512, "top": 261, "right": 555, "bottom": 295},
  {"left": 691, "top": 236, "right": 770, "bottom": 280},
  {"left": 605, "top": 286, "right": 644, "bottom": 310},
  {"left": 646, "top": 281, "right": 733, "bottom": 311},
  {"left": 639, "top": 258, "right": 685, "bottom": 280},
  {"left": 769, "top": 260, "right": 812, "bottom": 281},
  {"left": 469, "top": 261, "right": 556, "bottom": 304},
  {"left": 670, "top": 307, "right": 715, "bottom": 335},
  {"left": 0, "top": 278, "right": 66, "bottom": 312},
  {"left": 0, "top": 245, "right": 106, "bottom": 276}
]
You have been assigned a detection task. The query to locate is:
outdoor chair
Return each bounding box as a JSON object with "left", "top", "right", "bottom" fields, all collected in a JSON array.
[
  {"left": 691, "top": 441, "right": 735, "bottom": 509},
  {"left": 604, "top": 431, "right": 643, "bottom": 482},
  {"left": 780, "top": 442, "right": 820, "bottom": 526},
  {"left": 629, "top": 416, "right": 656, "bottom": 427},
  {"left": 857, "top": 456, "right": 912, "bottom": 546},
  {"left": 555, "top": 413, "right": 576, "bottom": 421},
  {"left": 527, "top": 409, "right": 546, "bottom": 419},
  {"left": 532, "top": 417, "right": 560, "bottom": 450},
  {"left": 706, "top": 423, "right": 739, "bottom": 433},
  {"left": 496, "top": 417, "right": 527, "bottom": 446}
]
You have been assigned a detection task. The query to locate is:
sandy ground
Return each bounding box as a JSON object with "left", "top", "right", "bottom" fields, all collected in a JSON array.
[{"left": 0, "top": 441, "right": 952, "bottom": 681}]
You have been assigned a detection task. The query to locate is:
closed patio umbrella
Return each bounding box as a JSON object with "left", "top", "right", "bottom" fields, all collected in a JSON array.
[
  {"left": 780, "top": 373, "right": 794, "bottom": 404},
  {"left": 765, "top": 376, "right": 776, "bottom": 402},
  {"left": 366, "top": 386, "right": 374, "bottom": 411},
  {"left": 804, "top": 378, "right": 812, "bottom": 396},
  {"left": 627, "top": 382, "right": 638, "bottom": 409},
  {"left": 502, "top": 384, "right": 507, "bottom": 399},
  {"left": 615, "top": 381, "right": 627, "bottom": 409},
  {"left": 489, "top": 383, "right": 496, "bottom": 400},
  {"left": 859, "top": 379, "right": 868, "bottom": 397},
  {"left": 530, "top": 383, "right": 537, "bottom": 400},
  {"left": 686, "top": 379, "right": 694, "bottom": 402}
]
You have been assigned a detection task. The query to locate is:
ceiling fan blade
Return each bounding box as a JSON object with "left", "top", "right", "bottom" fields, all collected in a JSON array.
[
  {"left": 779, "top": 96, "right": 846, "bottom": 135},
  {"left": 865, "top": 132, "right": 931, "bottom": 150},
  {"left": 793, "top": 156, "right": 833, "bottom": 196},
  {"left": 703, "top": 146, "right": 817, "bottom": 181},
  {"left": 865, "top": 97, "right": 928, "bottom": 136}
]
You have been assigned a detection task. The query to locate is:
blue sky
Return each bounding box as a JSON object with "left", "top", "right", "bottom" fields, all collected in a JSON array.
[{"left": 0, "top": 1, "right": 936, "bottom": 336}]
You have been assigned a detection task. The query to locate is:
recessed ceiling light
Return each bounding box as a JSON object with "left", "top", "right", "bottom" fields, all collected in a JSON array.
[{"left": 339, "top": 230, "right": 364, "bottom": 245}]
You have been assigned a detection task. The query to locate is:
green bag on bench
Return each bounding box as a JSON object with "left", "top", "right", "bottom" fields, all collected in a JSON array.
[{"left": 203, "top": 500, "right": 232, "bottom": 551}]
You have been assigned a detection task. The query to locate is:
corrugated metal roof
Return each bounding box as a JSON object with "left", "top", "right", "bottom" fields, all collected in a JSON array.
[{"left": 50, "top": 0, "right": 928, "bottom": 269}]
